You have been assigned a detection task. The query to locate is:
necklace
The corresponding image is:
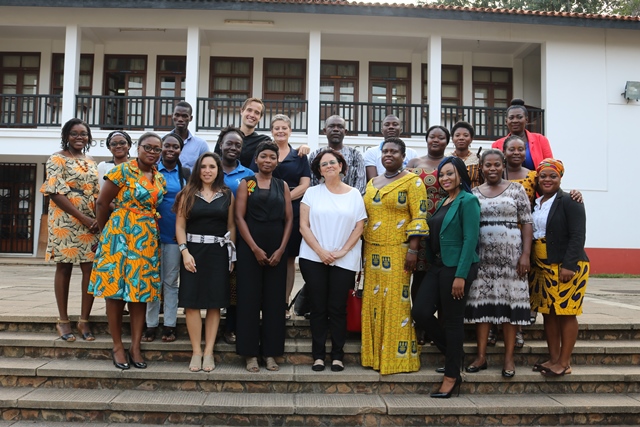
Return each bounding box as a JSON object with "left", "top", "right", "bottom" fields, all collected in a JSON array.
[
  {"left": 384, "top": 168, "right": 403, "bottom": 179},
  {"left": 66, "top": 150, "right": 89, "bottom": 173}
]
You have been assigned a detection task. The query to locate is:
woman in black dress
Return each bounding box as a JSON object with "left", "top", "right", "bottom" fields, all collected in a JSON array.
[
  {"left": 175, "top": 153, "right": 235, "bottom": 372},
  {"left": 235, "top": 140, "right": 293, "bottom": 372}
]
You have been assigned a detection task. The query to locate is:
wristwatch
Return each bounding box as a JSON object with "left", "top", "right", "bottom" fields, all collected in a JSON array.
[{"left": 179, "top": 243, "right": 188, "bottom": 252}]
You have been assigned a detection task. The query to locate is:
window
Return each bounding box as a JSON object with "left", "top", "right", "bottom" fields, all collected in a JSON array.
[
  {"left": 103, "top": 55, "right": 147, "bottom": 128},
  {"left": 210, "top": 57, "right": 252, "bottom": 101},
  {"left": 368, "top": 63, "right": 410, "bottom": 135},
  {"left": 319, "top": 61, "right": 358, "bottom": 131},
  {"left": 51, "top": 53, "right": 94, "bottom": 96},
  {"left": 472, "top": 67, "right": 512, "bottom": 108},
  {"left": 263, "top": 58, "right": 306, "bottom": 101},
  {"left": 422, "top": 64, "right": 462, "bottom": 106},
  {"left": 1, "top": 53, "right": 41, "bottom": 126}
]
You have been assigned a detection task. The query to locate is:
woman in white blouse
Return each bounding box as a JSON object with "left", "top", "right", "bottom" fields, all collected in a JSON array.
[{"left": 299, "top": 148, "right": 367, "bottom": 372}]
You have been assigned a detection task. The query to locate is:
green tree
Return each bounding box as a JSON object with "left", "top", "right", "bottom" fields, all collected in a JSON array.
[{"left": 430, "top": 0, "right": 637, "bottom": 15}]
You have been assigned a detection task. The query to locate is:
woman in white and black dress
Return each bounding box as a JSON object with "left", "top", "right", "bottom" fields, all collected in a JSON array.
[{"left": 175, "top": 152, "right": 235, "bottom": 373}]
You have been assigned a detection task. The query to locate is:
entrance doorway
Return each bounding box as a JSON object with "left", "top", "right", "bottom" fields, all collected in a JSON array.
[{"left": 0, "top": 163, "right": 36, "bottom": 254}]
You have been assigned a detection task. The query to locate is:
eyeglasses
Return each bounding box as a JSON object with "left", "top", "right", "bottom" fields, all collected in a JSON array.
[
  {"left": 109, "top": 141, "right": 128, "bottom": 147},
  {"left": 70, "top": 132, "right": 89, "bottom": 138},
  {"left": 320, "top": 160, "right": 339, "bottom": 167},
  {"left": 140, "top": 145, "right": 162, "bottom": 154}
]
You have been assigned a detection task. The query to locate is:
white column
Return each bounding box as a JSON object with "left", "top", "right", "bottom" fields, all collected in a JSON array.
[
  {"left": 61, "top": 25, "right": 81, "bottom": 123},
  {"left": 427, "top": 35, "right": 442, "bottom": 127},
  {"left": 513, "top": 58, "right": 524, "bottom": 99},
  {"left": 411, "top": 53, "right": 422, "bottom": 105},
  {"left": 185, "top": 26, "right": 201, "bottom": 131},
  {"left": 307, "top": 31, "right": 321, "bottom": 149},
  {"left": 462, "top": 52, "right": 473, "bottom": 106}
]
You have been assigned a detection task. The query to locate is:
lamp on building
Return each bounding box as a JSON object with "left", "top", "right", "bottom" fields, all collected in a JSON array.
[
  {"left": 224, "top": 19, "right": 274, "bottom": 26},
  {"left": 622, "top": 81, "right": 640, "bottom": 101}
]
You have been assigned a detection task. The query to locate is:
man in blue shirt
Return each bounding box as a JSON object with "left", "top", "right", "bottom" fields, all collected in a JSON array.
[{"left": 171, "top": 101, "right": 210, "bottom": 169}]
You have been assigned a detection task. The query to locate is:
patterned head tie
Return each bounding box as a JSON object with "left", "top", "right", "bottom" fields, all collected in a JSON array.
[{"left": 536, "top": 158, "right": 564, "bottom": 177}]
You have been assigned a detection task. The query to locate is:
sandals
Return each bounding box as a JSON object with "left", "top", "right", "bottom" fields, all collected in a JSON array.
[
  {"left": 515, "top": 331, "right": 525, "bottom": 349},
  {"left": 331, "top": 360, "right": 344, "bottom": 372},
  {"left": 189, "top": 354, "right": 202, "bottom": 372},
  {"left": 246, "top": 357, "right": 259, "bottom": 373},
  {"left": 202, "top": 354, "right": 215, "bottom": 372},
  {"left": 76, "top": 319, "right": 95, "bottom": 341},
  {"left": 161, "top": 327, "right": 176, "bottom": 342},
  {"left": 56, "top": 319, "right": 76, "bottom": 342},
  {"left": 141, "top": 327, "right": 157, "bottom": 342},
  {"left": 264, "top": 356, "right": 279, "bottom": 371}
]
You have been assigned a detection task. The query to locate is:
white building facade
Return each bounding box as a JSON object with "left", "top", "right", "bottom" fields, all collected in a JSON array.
[{"left": 0, "top": 1, "right": 639, "bottom": 273}]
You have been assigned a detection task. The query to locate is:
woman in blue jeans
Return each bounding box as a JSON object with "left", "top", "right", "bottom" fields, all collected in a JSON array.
[{"left": 411, "top": 156, "right": 480, "bottom": 398}]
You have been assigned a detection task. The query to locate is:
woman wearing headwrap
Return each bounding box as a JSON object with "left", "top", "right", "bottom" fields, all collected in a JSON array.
[
  {"left": 411, "top": 156, "right": 480, "bottom": 398},
  {"left": 530, "top": 158, "right": 589, "bottom": 377}
]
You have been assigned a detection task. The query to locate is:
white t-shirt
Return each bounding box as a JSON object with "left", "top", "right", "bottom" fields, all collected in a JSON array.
[
  {"left": 363, "top": 141, "right": 419, "bottom": 175},
  {"left": 299, "top": 184, "right": 367, "bottom": 272},
  {"left": 97, "top": 161, "right": 116, "bottom": 189}
]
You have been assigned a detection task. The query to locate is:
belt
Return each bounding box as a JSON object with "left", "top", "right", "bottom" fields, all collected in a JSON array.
[{"left": 186, "top": 231, "right": 237, "bottom": 271}]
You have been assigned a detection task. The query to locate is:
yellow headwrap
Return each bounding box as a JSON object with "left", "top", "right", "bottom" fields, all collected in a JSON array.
[{"left": 536, "top": 158, "right": 564, "bottom": 177}]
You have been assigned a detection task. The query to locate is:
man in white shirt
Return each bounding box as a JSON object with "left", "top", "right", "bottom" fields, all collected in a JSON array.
[{"left": 363, "top": 114, "right": 418, "bottom": 182}]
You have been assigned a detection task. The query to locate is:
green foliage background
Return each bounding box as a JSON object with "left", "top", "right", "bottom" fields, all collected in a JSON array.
[{"left": 427, "top": 0, "right": 640, "bottom": 15}]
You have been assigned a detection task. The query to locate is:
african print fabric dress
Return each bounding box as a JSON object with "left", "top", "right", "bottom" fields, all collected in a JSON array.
[
  {"left": 89, "top": 160, "right": 166, "bottom": 302},
  {"left": 361, "top": 173, "right": 428, "bottom": 375},
  {"left": 40, "top": 153, "right": 99, "bottom": 264},
  {"left": 510, "top": 169, "right": 537, "bottom": 205},
  {"left": 465, "top": 182, "right": 533, "bottom": 325},
  {"left": 407, "top": 168, "right": 447, "bottom": 273}
]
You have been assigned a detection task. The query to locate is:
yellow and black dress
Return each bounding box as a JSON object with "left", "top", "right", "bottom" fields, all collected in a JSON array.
[
  {"left": 530, "top": 190, "right": 589, "bottom": 315},
  {"left": 361, "top": 173, "right": 428, "bottom": 375}
]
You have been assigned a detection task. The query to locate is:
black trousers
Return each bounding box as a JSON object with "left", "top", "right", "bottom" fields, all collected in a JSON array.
[
  {"left": 299, "top": 258, "right": 355, "bottom": 361},
  {"left": 236, "top": 238, "right": 287, "bottom": 358},
  {"left": 412, "top": 261, "right": 478, "bottom": 378}
]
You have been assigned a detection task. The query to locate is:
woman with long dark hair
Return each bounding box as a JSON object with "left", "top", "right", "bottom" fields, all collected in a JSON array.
[
  {"left": 411, "top": 156, "right": 480, "bottom": 398},
  {"left": 175, "top": 152, "right": 234, "bottom": 372}
]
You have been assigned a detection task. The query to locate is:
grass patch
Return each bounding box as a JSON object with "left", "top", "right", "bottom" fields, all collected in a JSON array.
[{"left": 592, "top": 273, "right": 640, "bottom": 278}]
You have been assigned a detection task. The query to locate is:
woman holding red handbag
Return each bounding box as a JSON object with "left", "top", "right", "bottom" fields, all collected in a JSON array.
[{"left": 299, "top": 148, "right": 366, "bottom": 372}]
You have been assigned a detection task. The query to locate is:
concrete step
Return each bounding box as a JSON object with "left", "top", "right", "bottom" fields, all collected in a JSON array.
[
  {"left": 1, "top": 314, "right": 639, "bottom": 341},
  {"left": 1, "top": 357, "right": 640, "bottom": 395},
  {"left": 1, "top": 387, "right": 640, "bottom": 425},
  {"left": 1, "top": 332, "right": 639, "bottom": 367}
]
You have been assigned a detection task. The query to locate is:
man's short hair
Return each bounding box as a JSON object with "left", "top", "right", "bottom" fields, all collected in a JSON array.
[
  {"left": 174, "top": 101, "right": 193, "bottom": 115},
  {"left": 241, "top": 98, "right": 265, "bottom": 118}
]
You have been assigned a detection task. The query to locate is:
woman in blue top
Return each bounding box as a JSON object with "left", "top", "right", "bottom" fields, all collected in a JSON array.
[
  {"left": 411, "top": 156, "right": 480, "bottom": 398},
  {"left": 142, "top": 133, "right": 190, "bottom": 343}
]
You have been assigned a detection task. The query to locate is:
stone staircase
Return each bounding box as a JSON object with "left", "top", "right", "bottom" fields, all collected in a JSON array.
[{"left": 1, "top": 315, "right": 640, "bottom": 426}]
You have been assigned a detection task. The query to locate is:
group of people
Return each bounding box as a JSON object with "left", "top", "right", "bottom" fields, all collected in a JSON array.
[{"left": 41, "top": 97, "right": 589, "bottom": 396}]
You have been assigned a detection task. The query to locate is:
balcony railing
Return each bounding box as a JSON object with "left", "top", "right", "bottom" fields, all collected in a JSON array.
[
  {"left": 319, "top": 101, "right": 430, "bottom": 137},
  {"left": 0, "top": 94, "right": 545, "bottom": 140},
  {"left": 440, "top": 105, "right": 545, "bottom": 141},
  {"left": 0, "top": 94, "right": 63, "bottom": 128},
  {"left": 76, "top": 95, "right": 184, "bottom": 131},
  {"left": 196, "top": 98, "right": 308, "bottom": 133}
]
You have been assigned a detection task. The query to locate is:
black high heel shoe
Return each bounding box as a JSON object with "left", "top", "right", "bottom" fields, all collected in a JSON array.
[
  {"left": 430, "top": 375, "right": 462, "bottom": 398},
  {"left": 127, "top": 351, "right": 147, "bottom": 369},
  {"left": 112, "top": 350, "right": 130, "bottom": 370}
]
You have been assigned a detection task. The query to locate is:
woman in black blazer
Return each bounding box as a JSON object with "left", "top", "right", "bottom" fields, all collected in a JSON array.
[
  {"left": 530, "top": 158, "right": 589, "bottom": 377},
  {"left": 411, "top": 156, "right": 480, "bottom": 398}
]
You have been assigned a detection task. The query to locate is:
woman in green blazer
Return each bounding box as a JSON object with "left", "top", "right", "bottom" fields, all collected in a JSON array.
[{"left": 412, "top": 156, "right": 480, "bottom": 398}]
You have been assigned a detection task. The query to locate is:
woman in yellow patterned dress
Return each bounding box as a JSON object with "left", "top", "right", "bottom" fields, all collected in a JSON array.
[
  {"left": 89, "top": 132, "right": 166, "bottom": 370},
  {"left": 40, "top": 118, "right": 100, "bottom": 342},
  {"left": 362, "top": 137, "right": 428, "bottom": 375},
  {"left": 530, "top": 159, "right": 589, "bottom": 377}
]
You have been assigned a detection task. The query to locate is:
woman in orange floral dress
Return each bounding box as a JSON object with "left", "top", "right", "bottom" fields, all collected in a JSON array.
[
  {"left": 89, "top": 132, "right": 166, "bottom": 370},
  {"left": 40, "top": 118, "right": 100, "bottom": 342}
]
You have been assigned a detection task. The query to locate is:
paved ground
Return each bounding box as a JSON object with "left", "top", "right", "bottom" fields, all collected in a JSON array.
[{"left": 0, "top": 257, "right": 639, "bottom": 324}]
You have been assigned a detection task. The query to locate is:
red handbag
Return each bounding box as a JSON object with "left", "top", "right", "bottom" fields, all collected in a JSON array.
[{"left": 346, "top": 271, "right": 363, "bottom": 333}]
